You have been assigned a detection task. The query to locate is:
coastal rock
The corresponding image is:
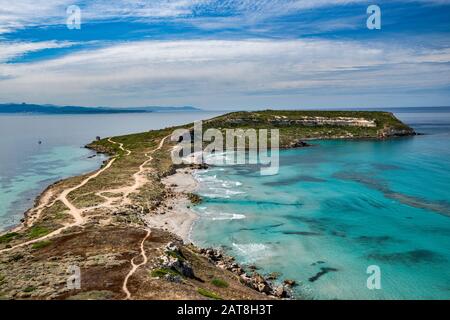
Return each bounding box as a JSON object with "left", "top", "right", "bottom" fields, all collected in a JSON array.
[
  {"left": 378, "top": 127, "right": 415, "bottom": 138},
  {"left": 283, "top": 279, "right": 297, "bottom": 287},
  {"left": 160, "top": 242, "right": 195, "bottom": 278},
  {"left": 266, "top": 272, "right": 281, "bottom": 280},
  {"left": 198, "top": 247, "right": 289, "bottom": 298},
  {"left": 273, "top": 285, "right": 288, "bottom": 298},
  {"left": 257, "top": 282, "right": 271, "bottom": 294},
  {"left": 288, "top": 140, "right": 311, "bottom": 148}
]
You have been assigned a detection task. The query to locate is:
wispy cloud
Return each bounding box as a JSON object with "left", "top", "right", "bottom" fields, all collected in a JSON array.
[
  {"left": 0, "top": 0, "right": 449, "bottom": 108},
  {"left": 2, "top": 0, "right": 449, "bottom": 34},
  {"left": 0, "top": 40, "right": 75, "bottom": 62},
  {"left": 1, "top": 39, "right": 448, "bottom": 107}
]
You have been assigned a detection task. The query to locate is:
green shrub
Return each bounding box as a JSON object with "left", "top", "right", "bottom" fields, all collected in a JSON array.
[
  {"left": 150, "top": 268, "right": 180, "bottom": 278},
  {"left": 31, "top": 240, "right": 51, "bottom": 250},
  {"left": 27, "top": 226, "right": 50, "bottom": 239},
  {"left": 166, "top": 250, "right": 185, "bottom": 261},
  {"left": 0, "top": 232, "right": 19, "bottom": 243},
  {"left": 23, "top": 286, "right": 36, "bottom": 293},
  {"left": 211, "top": 278, "right": 229, "bottom": 288},
  {"left": 197, "top": 288, "right": 222, "bottom": 300}
]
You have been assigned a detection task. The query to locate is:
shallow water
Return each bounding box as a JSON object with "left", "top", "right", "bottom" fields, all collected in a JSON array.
[
  {"left": 191, "top": 110, "right": 450, "bottom": 299},
  {"left": 0, "top": 111, "right": 220, "bottom": 230}
]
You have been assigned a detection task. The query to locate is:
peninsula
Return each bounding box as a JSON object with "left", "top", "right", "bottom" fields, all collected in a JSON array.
[{"left": 0, "top": 111, "right": 414, "bottom": 300}]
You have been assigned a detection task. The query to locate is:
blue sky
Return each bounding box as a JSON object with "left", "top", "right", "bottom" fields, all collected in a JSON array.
[{"left": 0, "top": 0, "right": 449, "bottom": 109}]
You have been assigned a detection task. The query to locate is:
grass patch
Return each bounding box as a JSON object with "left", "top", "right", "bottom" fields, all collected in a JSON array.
[
  {"left": 211, "top": 278, "right": 229, "bottom": 288},
  {"left": 197, "top": 288, "right": 222, "bottom": 300},
  {"left": 150, "top": 268, "right": 181, "bottom": 278},
  {"left": 67, "top": 290, "right": 114, "bottom": 300},
  {"left": 166, "top": 250, "right": 186, "bottom": 261},
  {"left": 23, "top": 286, "right": 36, "bottom": 293},
  {"left": 31, "top": 240, "right": 52, "bottom": 250},
  {"left": 0, "top": 232, "right": 19, "bottom": 244},
  {"left": 27, "top": 226, "right": 50, "bottom": 239}
]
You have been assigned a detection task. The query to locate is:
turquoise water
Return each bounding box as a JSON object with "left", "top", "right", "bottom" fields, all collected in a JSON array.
[
  {"left": 191, "top": 110, "right": 450, "bottom": 300},
  {"left": 0, "top": 112, "right": 220, "bottom": 230}
]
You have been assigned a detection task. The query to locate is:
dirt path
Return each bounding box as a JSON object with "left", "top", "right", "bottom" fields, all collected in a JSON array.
[
  {"left": 122, "top": 229, "right": 151, "bottom": 300},
  {"left": 1, "top": 134, "right": 171, "bottom": 300},
  {"left": 0, "top": 155, "right": 119, "bottom": 253},
  {"left": 120, "top": 135, "right": 170, "bottom": 299},
  {"left": 0, "top": 137, "right": 134, "bottom": 253},
  {"left": 21, "top": 189, "right": 57, "bottom": 229}
]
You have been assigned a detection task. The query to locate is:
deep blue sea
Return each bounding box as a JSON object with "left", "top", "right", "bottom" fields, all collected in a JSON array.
[
  {"left": 191, "top": 108, "right": 450, "bottom": 299},
  {"left": 0, "top": 111, "right": 220, "bottom": 230}
]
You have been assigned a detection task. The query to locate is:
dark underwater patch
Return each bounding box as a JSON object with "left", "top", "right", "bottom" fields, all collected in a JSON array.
[
  {"left": 385, "top": 192, "right": 450, "bottom": 217},
  {"left": 207, "top": 198, "right": 303, "bottom": 208},
  {"left": 239, "top": 223, "right": 284, "bottom": 231},
  {"left": 282, "top": 231, "right": 322, "bottom": 236},
  {"left": 330, "top": 230, "right": 347, "bottom": 238},
  {"left": 333, "top": 171, "right": 450, "bottom": 217},
  {"left": 282, "top": 215, "right": 329, "bottom": 233},
  {"left": 367, "top": 249, "right": 446, "bottom": 264},
  {"left": 308, "top": 267, "right": 339, "bottom": 282},
  {"left": 355, "top": 235, "right": 397, "bottom": 245},
  {"left": 371, "top": 163, "right": 402, "bottom": 171},
  {"left": 263, "top": 175, "right": 326, "bottom": 187}
]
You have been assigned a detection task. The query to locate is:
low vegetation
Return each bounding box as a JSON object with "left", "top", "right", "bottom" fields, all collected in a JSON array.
[
  {"left": 0, "top": 232, "right": 19, "bottom": 244},
  {"left": 23, "top": 286, "right": 36, "bottom": 293},
  {"left": 31, "top": 240, "right": 52, "bottom": 250},
  {"left": 203, "top": 110, "right": 415, "bottom": 147},
  {"left": 166, "top": 250, "right": 186, "bottom": 262},
  {"left": 197, "top": 288, "right": 223, "bottom": 300},
  {"left": 27, "top": 226, "right": 50, "bottom": 239},
  {"left": 150, "top": 268, "right": 181, "bottom": 278},
  {"left": 211, "top": 278, "right": 229, "bottom": 288}
]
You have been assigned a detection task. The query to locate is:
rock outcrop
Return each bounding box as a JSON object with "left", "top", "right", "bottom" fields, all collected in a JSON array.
[{"left": 199, "top": 247, "right": 292, "bottom": 298}]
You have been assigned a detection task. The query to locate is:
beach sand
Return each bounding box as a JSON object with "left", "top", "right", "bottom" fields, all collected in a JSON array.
[{"left": 144, "top": 168, "right": 199, "bottom": 244}]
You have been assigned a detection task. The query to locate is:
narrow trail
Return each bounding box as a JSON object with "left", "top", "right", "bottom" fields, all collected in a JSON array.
[
  {"left": 120, "top": 134, "right": 170, "bottom": 299},
  {"left": 20, "top": 190, "right": 57, "bottom": 229},
  {"left": 122, "top": 229, "right": 151, "bottom": 300},
  {"left": 0, "top": 138, "right": 130, "bottom": 254},
  {"left": 1, "top": 133, "right": 171, "bottom": 300},
  {"left": 0, "top": 155, "right": 119, "bottom": 253}
]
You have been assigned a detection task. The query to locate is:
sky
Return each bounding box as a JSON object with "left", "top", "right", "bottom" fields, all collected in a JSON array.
[{"left": 0, "top": 0, "right": 449, "bottom": 110}]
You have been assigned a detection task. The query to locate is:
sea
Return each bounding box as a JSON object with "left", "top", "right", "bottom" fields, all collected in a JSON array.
[
  {"left": 190, "top": 107, "right": 450, "bottom": 299},
  {"left": 0, "top": 111, "right": 220, "bottom": 230},
  {"left": 0, "top": 108, "right": 449, "bottom": 299}
]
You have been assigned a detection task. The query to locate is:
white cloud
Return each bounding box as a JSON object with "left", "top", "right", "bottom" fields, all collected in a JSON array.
[
  {"left": 0, "top": 39, "right": 448, "bottom": 107},
  {"left": 0, "top": 40, "right": 75, "bottom": 62},
  {"left": 1, "top": 0, "right": 448, "bottom": 34}
]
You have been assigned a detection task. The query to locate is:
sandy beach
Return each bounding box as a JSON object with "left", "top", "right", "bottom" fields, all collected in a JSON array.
[{"left": 144, "top": 168, "right": 200, "bottom": 243}]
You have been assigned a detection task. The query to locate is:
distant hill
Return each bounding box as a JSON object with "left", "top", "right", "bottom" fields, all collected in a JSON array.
[{"left": 0, "top": 103, "right": 201, "bottom": 114}]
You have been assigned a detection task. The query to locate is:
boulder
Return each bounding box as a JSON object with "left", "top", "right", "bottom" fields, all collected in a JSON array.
[
  {"left": 273, "top": 285, "right": 288, "bottom": 298},
  {"left": 283, "top": 279, "right": 297, "bottom": 287}
]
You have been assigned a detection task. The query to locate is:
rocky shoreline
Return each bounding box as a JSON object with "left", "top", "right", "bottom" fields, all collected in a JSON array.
[
  {"left": 156, "top": 165, "right": 295, "bottom": 299},
  {"left": 198, "top": 247, "right": 294, "bottom": 298}
]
